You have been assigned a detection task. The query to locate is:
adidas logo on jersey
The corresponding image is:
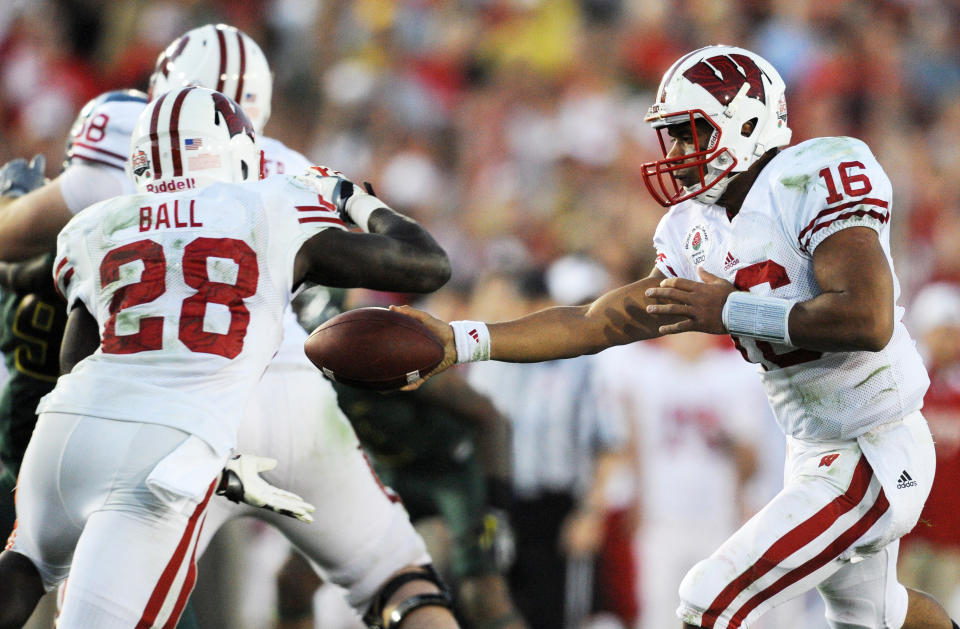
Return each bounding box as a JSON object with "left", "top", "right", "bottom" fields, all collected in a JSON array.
[
  {"left": 896, "top": 470, "right": 917, "bottom": 489},
  {"left": 723, "top": 251, "right": 740, "bottom": 271}
]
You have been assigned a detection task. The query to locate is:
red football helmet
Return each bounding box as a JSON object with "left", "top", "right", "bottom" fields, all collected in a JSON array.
[{"left": 641, "top": 45, "right": 791, "bottom": 207}]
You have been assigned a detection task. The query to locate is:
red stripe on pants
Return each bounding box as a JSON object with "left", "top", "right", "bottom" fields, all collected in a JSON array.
[
  {"left": 161, "top": 512, "right": 208, "bottom": 629},
  {"left": 727, "top": 489, "right": 890, "bottom": 627},
  {"left": 135, "top": 479, "right": 216, "bottom": 629},
  {"left": 701, "top": 456, "right": 874, "bottom": 627}
]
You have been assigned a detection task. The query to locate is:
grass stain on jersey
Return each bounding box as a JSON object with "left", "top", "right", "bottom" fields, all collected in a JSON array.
[
  {"left": 119, "top": 264, "right": 142, "bottom": 283},
  {"left": 802, "top": 137, "right": 859, "bottom": 160},
  {"left": 103, "top": 201, "right": 142, "bottom": 235},
  {"left": 209, "top": 258, "right": 239, "bottom": 283},
  {"left": 115, "top": 310, "right": 140, "bottom": 334},
  {"left": 853, "top": 365, "right": 890, "bottom": 389},
  {"left": 779, "top": 174, "right": 812, "bottom": 193},
  {"left": 868, "top": 387, "right": 896, "bottom": 403},
  {"left": 792, "top": 381, "right": 825, "bottom": 408}
]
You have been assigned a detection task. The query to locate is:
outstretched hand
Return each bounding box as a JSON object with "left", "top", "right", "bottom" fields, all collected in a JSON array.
[
  {"left": 643, "top": 267, "right": 736, "bottom": 335},
  {"left": 389, "top": 304, "right": 457, "bottom": 389}
]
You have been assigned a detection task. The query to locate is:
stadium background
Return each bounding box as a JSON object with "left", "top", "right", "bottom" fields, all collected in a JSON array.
[{"left": 2, "top": 0, "right": 959, "bottom": 628}]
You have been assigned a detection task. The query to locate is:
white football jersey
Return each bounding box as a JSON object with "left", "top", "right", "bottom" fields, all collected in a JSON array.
[
  {"left": 653, "top": 137, "right": 929, "bottom": 441},
  {"left": 39, "top": 174, "right": 347, "bottom": 456},
  {"left": 59, "top": 89, "right": 320, "bottom": 370}
]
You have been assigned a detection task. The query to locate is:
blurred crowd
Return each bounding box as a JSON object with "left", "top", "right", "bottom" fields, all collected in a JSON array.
[
  {"left": 5, "top": 0, "right": 960, "bottom": 295},
  {"left": 3, "top": 1, "right": 960, "bottom": 628}
]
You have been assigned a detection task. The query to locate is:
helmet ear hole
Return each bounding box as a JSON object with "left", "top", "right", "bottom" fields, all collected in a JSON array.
[
  {"left": 241, "top": 161, "right": 249, "bottom": 180},
  {"left": 741, "top": 118, "right": 758, "bottom": 137}
]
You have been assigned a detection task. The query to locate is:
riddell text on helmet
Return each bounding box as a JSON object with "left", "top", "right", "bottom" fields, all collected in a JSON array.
[{"left": 145, "top": 177, "right": 197, "bottom": 193}]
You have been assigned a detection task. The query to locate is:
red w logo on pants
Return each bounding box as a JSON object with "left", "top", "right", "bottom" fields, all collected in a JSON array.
[{"left": 819, "top": 453, "right": 840, "bottom": 468}]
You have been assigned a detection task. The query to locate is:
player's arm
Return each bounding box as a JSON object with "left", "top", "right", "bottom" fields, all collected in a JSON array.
[
  {"left": 0, "top": 155, "right": 75, "bottom": 262},
  {"left": 646, "top": 227, "right": 894, "bottom": 352},
  {"left": 60, "top": 304, "right": 100, "bottom": 374},
  {"left": 0, "top": 152, "right": 132, "bottom": 262},
  {"left": 0, "top": 180, "right": 76, "bottom": 261},
  {"left": 294, "top": 206, "right": 451, "bottom": 294},
  {"left": 0, "top": 254, "right": 56, "bottom": 296},
  {"left": 393, "top": 268, "right": 683, "bottom": 387},
  {"left": 485, "top": 271, "right": 672, "bottom": 360},
  {"left": 785, "top": 226, "right": 894, "bottom": 352}
]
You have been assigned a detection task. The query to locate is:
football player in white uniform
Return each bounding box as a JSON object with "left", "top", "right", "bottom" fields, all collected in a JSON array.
[
  {"left": 395, "top": 45, "right": 960, "bottom": 629},
  {"left": 0, "top": 24, "right": 459, "bottom": 629},
  {"left": 0, "top": 86, "right": 455, "bottom": 629}
]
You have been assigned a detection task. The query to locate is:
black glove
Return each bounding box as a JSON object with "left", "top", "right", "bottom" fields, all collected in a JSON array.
[
  {"left": 330, "top": 177, "right": 356, "bottom": 225},
  {"left": 0, "top": 154, "right": 46, "bottom": 198}
]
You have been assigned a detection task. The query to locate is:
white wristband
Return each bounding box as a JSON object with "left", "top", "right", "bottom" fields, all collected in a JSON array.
[
  {"left": 450, "top": 320, "right": 491, "bottom": 363},
  {"left": 344, "top": 193, "right": 384, "bottom": 233},
  {"left": 721, "top": 292, "right": 795, "bottom": 345}
]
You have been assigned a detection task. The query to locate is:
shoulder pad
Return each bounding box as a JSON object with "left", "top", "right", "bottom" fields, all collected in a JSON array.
[{"left": 781, "top": 136, "right": 875, "bottom": 171}]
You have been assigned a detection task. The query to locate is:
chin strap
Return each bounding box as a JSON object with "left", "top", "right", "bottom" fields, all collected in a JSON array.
[{"left": 363, "top": 564, "right": 453, "bottom": 629}]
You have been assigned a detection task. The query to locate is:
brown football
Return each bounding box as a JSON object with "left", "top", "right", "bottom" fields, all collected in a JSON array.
[{"left": 304, "top": 307, "right": 444, "bottom": 391}]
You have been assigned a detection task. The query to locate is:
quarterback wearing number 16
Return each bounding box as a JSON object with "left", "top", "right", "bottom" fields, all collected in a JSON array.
[{"left": 396, "top": 45, "right": 960, "bottom": 629}]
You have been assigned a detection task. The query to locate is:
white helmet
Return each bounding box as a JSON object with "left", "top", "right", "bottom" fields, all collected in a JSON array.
[
  {"left": 150, "top": 24, "right": 272, "bottom": 134},
  {"left": 642, "top": 45, "right": 791, "bottom": 207},
  {"left": 129, "top": 86, "right": 263, "bottom": 193}
]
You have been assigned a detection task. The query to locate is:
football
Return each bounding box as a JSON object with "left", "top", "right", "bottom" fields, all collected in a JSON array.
[{"left": 304, "top": 307, "right": 444, "bottom": 391}]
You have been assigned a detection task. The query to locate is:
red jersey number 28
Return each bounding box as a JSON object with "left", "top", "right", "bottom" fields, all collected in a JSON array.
[{"left": 100, "top": 237, "right": 259, "bottom": 358}]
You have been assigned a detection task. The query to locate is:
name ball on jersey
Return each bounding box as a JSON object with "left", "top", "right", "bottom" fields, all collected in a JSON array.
[{"left": 304, "top": 307, "right": 444, "bottom": 391}]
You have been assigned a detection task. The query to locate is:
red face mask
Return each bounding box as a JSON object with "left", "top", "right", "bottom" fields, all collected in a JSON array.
[{"left": 641, "top": 110, "right": 737, "bottom": 207}]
